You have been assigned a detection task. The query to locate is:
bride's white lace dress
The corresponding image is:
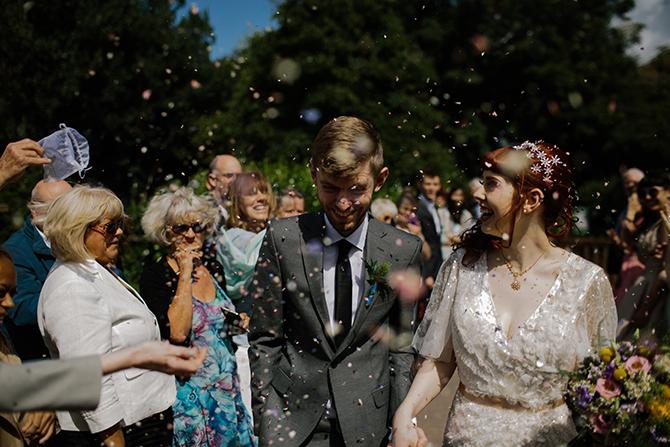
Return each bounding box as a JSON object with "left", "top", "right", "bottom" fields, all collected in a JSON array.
[{"left": 413, "top": 250, "right": 617, "bottom": 446}]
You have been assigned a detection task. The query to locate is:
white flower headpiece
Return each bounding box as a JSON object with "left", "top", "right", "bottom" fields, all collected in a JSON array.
[{"left": 513, "top": 141, "right": 565, "bottom": 185}]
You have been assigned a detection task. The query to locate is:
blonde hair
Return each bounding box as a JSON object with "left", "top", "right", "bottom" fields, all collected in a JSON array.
[
  {"left": 226, "top": 172, "right": 276, "bottom": 232},
  {"left": 44, "top": 185, "right": 124, "bottom": 263},
  {"left": 142, "top": 187, "right": 218, "bottom": 245},
  {"left": 310, "top": 116, "right": 384, "bottom": 177}
]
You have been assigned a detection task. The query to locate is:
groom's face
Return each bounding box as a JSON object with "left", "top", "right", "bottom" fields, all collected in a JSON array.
[{"left": 313, "top": 160, "right": 389, "bottom": 236}]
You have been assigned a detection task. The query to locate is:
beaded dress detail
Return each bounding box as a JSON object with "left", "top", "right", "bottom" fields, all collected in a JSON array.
[{"left": 413, "top": 250, "right": 617, "bottom": 446}]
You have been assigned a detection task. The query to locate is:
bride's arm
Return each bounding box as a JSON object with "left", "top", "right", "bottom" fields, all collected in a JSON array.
[{"left": 391, "top": 343, "right": 456, "bottom": 447}]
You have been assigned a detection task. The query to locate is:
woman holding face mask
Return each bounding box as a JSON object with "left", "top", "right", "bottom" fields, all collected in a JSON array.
[
  {"left": 616, "top": 171, "right": 670, "bottom": 339},
  {"left": 38, "top": 185, "right": 176, "bottom": 447},
  {"left": 139, "top": 187, "right": 255, "bottom": 447},
  {"left": 392, "top": 142, "right": 617, "bottom": 447}
]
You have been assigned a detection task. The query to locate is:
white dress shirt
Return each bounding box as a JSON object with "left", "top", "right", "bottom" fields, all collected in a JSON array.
[
  {"left": 419, "top": 194, "right": 442, "bottom": 234},
  {"left": 38, "top": 260, "right": 176, "bottom": 433},
  {"left": 323, "top": 214, "right": 368, "bottom": 329}
]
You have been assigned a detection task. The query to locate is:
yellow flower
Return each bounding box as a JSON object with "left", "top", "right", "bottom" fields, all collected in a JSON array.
[
  {"left": 649, "top": 398, "right": 670, "bottom": 422},
  {"left": 662, "top": 384, "right": 670, "bottom": 400},
  {"left": 599, "top": 347, "right": 615, "bottom": 363},
  {"left": 613, "top": 367, "right": 627, "bottom": 381},
  {"left": 638, "top": 346, "right": 652, "bottom": 358}
]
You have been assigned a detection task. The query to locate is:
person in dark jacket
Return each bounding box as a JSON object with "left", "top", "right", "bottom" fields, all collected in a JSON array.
[{"left": 3, "top": 179, "right": 71, "bottom": 359}]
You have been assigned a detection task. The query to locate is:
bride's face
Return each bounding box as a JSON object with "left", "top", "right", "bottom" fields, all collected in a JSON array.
[{"left": 476, "top": 170, "right": 516, "bottom": 239}]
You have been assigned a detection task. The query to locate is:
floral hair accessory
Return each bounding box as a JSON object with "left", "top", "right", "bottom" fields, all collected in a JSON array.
[{"left": 513, "top": 140, "right": 565, "bottom": 185}]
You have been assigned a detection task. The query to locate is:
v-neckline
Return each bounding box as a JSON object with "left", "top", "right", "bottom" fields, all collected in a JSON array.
[{"left": 482, "top": 250, "right": 571, "bottom": 342}]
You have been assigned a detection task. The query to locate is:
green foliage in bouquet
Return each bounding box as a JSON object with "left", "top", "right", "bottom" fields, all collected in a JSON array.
[{"left": 565, "top": 331, "right": 670, "bottom": 446}]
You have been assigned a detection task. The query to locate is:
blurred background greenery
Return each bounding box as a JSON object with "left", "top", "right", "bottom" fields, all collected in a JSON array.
[{"left": 1, "top": 0, "right": 668, "bottom": 285}]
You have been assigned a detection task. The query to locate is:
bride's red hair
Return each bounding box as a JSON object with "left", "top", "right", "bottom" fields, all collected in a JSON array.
[{"left": 455, "top": 142, "right": 576, "bottom": 266}]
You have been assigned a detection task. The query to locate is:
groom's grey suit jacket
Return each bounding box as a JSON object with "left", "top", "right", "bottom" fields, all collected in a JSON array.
[{"left": 249, "top": 212, "right": 421, "bottom": 446}]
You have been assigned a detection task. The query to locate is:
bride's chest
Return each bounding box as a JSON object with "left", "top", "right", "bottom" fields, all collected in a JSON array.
[{"left": 450, "top": 273, "right": 583, "bottom": 367}]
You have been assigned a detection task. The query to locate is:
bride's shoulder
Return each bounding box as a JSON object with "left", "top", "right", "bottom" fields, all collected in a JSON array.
[{"left": 560, "top": 249, "right": 604, "bottom": 275}]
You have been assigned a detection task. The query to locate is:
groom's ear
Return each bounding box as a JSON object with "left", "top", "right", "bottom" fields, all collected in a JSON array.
[{"left": 373, "top": 167, "right": 389, "bottom": 193}]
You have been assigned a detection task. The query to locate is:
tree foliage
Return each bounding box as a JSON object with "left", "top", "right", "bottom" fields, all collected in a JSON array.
[{"left": 1, "top": 0, "right": 668, "bottom": 283}]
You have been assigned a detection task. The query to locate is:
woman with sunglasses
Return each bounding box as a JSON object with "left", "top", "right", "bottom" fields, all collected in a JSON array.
[
  {"left": 139, "top": 187, "right": 255, "bottom": 447},
  {"left": 37, "top": 185, "right": 176, "bottom": 447},
  {"left": 617, "top": 171, "right": 670, "bottom": 339}
]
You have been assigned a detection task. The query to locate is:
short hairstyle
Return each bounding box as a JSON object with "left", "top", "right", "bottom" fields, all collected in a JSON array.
[
  {"left": 44, "top": 185, "right": 124, "bottom": 263},
  {"left": 417, "top": 168, "right": 441, "bottom": 184},
  {"left": 142, "top": 187, "right": 219, "bottom": 246},
  {"left": 27, "top": 178, "right": 68, "bottom": 227},
  {"left": 396, "top": 193, "right": 418, "bottom": 209},
  {"left": 370, "top": 198, "right": 398, "bottom": 221},
  {"left": 277, "top": 187, "right": 305, "bottom": 211},
  {"left": 638, "top": 170, "right": 670, "bottom": 190},
  {"left": 278, "top": 187, "right": 304, "bottom": 200},
  {"left": 226, "top": 172, "right": 276, "bottom": 231},
  {"left": 310, "top": 116, "right": 384, "bottom": 177}
]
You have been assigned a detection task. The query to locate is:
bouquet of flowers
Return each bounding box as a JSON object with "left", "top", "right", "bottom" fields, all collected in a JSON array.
[{"left": 565, "top": 333, "right": 670, "bottom": 446}]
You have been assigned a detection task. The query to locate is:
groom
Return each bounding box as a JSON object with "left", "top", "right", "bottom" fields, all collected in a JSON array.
[{"left": 248, "top": 116, "right": 422, "bottom": 446}]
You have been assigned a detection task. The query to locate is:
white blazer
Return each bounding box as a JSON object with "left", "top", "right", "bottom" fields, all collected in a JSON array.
[{"left": 38, "top": 260, "right": 176, "bottom": 433}]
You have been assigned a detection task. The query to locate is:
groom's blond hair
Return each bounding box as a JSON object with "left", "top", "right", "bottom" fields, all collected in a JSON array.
[{"left": 310, "top": 116, "right": 384, "bottom": 177}]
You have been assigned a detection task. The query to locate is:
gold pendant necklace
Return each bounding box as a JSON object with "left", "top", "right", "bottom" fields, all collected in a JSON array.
[{"left": 502, "top": 252, "right": 546, "bottom": 291}]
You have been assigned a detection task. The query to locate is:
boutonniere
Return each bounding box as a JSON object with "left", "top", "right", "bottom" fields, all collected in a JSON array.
[{"left": 364, "top": 260, "right": 391, "bottom": 308}]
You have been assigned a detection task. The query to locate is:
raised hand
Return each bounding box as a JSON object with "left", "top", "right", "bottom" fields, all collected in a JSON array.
[
  {"left": 0, "top": 139, "right": 51, "bottom": 187},
  {"left": 173, "top": 243, "right": 203, "bottom": 276}
]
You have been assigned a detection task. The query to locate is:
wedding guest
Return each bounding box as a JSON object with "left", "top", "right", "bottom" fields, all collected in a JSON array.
[
  {"left": 393, "top": 141, "right": 617, "bottom": 446},
  {"left": 38, "top": 185, "right": 176, "bottom": 447},
  {"left": 249, "top": 116, "right": 421, "bottom": 446},
  {"left": 0, "top": 248, "right": 56, "bottom": 447},
  {"left": 395, "top": 194, "right": 431, "bottom": 262},
  {"left": 617, "top": 171, "right": 670, "bottom": 339},
  {"left": 206, "top": 154, "right": 243, "bottom": 224},
  {"left": 416, "top": 169, "right": 443, "bottom": 289},
  {"left": 436, "top": 186, "right": 474, "bottom": 259},
  {"left": 609, "top": 168, "right": 646, "bottom": 300},
  {"left": 217, "top": 172, "right": 275, "bottom": 416},
  {"left": 276, "top": 187, "right": 305, "bottom": 218},
  {"left": 370, "top": 197, "right": 397, "bottom": 225},
  {"left": 3, "top": 179, "right": 71, "bottom": 360},
  {"left": 140, "top": 187, "right": 255, "bottom": 447}
]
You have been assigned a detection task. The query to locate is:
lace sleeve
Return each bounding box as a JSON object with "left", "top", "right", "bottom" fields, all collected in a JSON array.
[
  {"left": 585, "top": 268, "right": 618, "bottom": 348},
  {"left": 411, "top": 251, "right": 462, "bottom": 362}
]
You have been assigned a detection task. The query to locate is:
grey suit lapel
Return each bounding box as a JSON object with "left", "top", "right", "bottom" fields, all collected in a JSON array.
[
  {"left": 335, "top": 217, "right": 389, "bottom": 356},
  {"left": 298, "top": 212, "right": 335, "bottom": 357}
]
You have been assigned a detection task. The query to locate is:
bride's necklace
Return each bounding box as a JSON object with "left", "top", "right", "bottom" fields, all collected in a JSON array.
[{"left": 502, "top": 252, "right": 546, "bottom": 291}]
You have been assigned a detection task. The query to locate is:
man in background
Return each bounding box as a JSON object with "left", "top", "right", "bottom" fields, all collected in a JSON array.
[
  {"left": 3, "top": 179, "right": 71, "bottom": 359},
  {"left": 206, "top": 154, "right": 242, "bottom": 224},
  {"left": 275, "top": 187, "right": 306, "bottom": 218}
]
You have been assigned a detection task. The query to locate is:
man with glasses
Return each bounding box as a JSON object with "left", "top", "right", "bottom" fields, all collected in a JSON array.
[
  {"left": 206, "top": 154, "right": 242, "bottom": 224},
  {"left": 3, "top": 179, "right": 71, "bottom": 360}
]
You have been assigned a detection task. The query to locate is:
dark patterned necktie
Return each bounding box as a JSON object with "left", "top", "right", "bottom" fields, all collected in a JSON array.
[{"left": 334, "top": 239, "right": 353, "bottom": 347}]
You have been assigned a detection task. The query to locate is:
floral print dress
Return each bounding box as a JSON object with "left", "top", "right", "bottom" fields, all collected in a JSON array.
[{"left": 172, "top": 280, "right": 256, "bottom": 447}]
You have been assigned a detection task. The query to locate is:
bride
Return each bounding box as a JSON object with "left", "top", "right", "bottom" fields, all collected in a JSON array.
[{"left": 392, "top": 142, "right": 617, "bottom": 446}]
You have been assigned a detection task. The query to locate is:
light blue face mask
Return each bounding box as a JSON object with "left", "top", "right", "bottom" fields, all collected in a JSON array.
[{"left": 39, "top": 123, "right": 90, "bottom": 180}]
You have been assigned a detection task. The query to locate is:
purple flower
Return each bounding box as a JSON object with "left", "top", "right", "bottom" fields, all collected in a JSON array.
[
  {"left": 603, "top": 363, "right": 615, "bottom": 380},
  {"left": 576, "top": 385, "right": 593, "bottom": 409}
]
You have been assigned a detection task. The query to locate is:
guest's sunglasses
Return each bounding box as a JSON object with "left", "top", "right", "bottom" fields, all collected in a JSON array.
[
  {"left": 640, "top": 187, "right": 663, "bottom": 199},
  {"left": 170, "top": 222, "right": 207, "bottom": 235},
  {"left": 89, "top": 217, "right": 127, "bottom": 236}
]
